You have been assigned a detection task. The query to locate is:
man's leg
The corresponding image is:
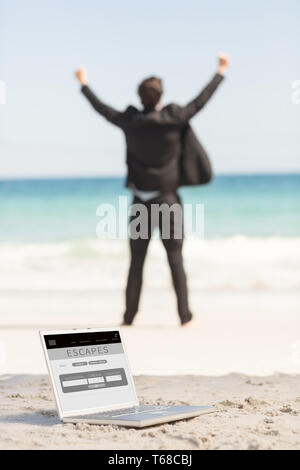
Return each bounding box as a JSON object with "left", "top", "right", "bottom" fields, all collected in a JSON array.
[
  {"left": 159, "top": 194, "right": 193, "bottom": 325},
  {"left": 123, "top": 236, "right": 150, "bottom": 325},
  {"left": 123, "top": 197, "right": 152, "bottom": 325}
]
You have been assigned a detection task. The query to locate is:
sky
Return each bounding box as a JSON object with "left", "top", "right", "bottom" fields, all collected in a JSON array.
[{"left": 0, "top": 0, "right": 299, "bottom": 178}]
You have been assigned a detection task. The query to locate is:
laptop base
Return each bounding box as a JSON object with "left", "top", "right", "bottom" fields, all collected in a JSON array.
[{"left": 63, "top": 404, "right": 215, "bottom": 428}]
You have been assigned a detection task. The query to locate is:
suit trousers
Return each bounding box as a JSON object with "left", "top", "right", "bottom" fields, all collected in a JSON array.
[{"left": 123, "top": 192, "right": 193, "bottom": 325}]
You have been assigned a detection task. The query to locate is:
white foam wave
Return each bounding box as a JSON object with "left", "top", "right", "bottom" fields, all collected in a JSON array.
[{"left": 0, "top": 236, "right": 299, "bottom": 292}]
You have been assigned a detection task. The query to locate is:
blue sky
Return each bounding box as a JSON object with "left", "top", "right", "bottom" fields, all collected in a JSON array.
[{"left": 0, "top": 0, "right": 299, "bottom": 178}]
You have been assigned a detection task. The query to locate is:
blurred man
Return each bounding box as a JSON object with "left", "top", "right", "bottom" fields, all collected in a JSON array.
[{"left": 75, "top": 53, "right": 229, "bottom": 327}]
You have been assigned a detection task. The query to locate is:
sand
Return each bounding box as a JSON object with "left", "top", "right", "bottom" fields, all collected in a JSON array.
[
  {"left": 1, "top": 290, "right": 300, "bottom": 376},
  {"left": 1, "top": 278, "right": 299, "bottom": 450},
  {"left": 0, "top": 373, "right": 299, "bottom": 450}
]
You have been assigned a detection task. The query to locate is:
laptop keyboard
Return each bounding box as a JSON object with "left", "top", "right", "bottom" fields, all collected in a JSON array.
[{"left": 73, "top": 405, "right": 169, "bottom": 420}]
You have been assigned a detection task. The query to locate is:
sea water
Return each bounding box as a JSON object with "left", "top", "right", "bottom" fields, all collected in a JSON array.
[{"left": 0, "top": 174, "right": 299, "bottom": 292}]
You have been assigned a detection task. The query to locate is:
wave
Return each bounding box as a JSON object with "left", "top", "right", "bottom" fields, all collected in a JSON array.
[{"left": 0, "top": 236, "right": 299, "bottom": 292}]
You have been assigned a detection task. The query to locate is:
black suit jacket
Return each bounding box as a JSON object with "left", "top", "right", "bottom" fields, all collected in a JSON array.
[
  {"left": 180, "top": 123, "right": 213, "bottom": 186},
  {"left": 81, "top": 73, "right": 224, "bottom": 192}
]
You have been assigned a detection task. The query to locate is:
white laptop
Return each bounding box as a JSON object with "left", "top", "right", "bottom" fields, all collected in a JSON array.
[{"left": 40, "top": 327, "right": 214, "bottom": 428}]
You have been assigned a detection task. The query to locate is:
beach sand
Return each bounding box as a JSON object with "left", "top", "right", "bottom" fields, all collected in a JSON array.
[
  {"left": 0, "top": 373, "right": 299, "bottom": 450},
  {"left": 1, "top": 269, "right": 299, "bottom": 449},
  {"left": 1, "top": 289, "right": 300, "bottom": 376}
]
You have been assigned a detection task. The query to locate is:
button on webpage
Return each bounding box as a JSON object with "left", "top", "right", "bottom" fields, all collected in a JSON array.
[
  {"left": 72, "top": 362, "right": 88, "bottom": 367},
  {"left": 88, "top": 377, "right": 105, "bottom": 384},
  {"left": 62, "top": 379, "right": 88, "bottom": 388},
  {"left": 88, "top": 360, "right": 107, "bottom": 365},
  {"left": 106, "top": 374, "right": 122, "bottom": 382}
]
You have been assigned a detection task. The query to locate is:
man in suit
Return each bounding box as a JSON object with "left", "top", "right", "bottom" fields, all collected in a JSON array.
[{"left": 75, "top": 53, "right": 229, "bottom": 327}]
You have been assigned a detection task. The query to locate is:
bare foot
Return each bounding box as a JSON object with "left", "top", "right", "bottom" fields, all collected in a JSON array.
[{"left": 181, "top": 319, "right": 198, "bottom": 328}]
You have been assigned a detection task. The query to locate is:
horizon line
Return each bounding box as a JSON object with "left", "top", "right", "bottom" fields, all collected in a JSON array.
[{"left": 0, "top": 171, "right": 300, "bottom": 182}]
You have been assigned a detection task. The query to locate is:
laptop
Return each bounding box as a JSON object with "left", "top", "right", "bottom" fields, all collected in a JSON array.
[{"left": 40, "top": 327, "right": 214, "bottom": 428}]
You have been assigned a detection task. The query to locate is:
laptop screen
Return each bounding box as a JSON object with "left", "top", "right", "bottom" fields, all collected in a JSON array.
[{"left": 43, "top": 330, "right": 137, "bottom": 416}]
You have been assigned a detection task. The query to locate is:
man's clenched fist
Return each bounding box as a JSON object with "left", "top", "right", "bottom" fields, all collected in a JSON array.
[
  {"left": 218, "top": 53, "right": 230, "bottom": 76},
  {"left": 75, "top": 67, "right": 87, "bottom": 86}
]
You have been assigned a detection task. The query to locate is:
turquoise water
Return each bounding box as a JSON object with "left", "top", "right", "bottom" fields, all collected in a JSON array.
[{"left": 0, "top": 174, "right": 299, "bottom": 242}]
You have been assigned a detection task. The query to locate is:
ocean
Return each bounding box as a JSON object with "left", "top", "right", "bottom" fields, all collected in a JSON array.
[{"left": 0, "top": 174, "right": 299, "bottom": 292}]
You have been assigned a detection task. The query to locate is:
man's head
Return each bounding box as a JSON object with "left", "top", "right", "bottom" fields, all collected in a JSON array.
[{"left": 138, "top": 76, "right": 163, "bottom": 109}]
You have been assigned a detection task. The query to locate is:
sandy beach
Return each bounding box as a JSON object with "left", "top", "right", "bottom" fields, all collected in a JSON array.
[
  {"left": 0, "top": 286, "right": 300, "bottom": 450},
  {"left": 1, "top": 287, "right": 300, "bottom": 376},
  {"left": 0, "top": 373, "right": 299, "bottom": 450}
]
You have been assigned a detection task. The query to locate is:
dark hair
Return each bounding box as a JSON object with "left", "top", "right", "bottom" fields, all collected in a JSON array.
[{"left": 138, "top": 76, "right": 163, "bottom": 109}]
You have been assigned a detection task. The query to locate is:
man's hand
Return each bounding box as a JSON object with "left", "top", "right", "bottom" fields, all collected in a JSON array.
[
  {"left": 218, "top": 53, "right": 230, "bottom": 76},
  {"left": 75, "top": 67, "right": 88, "bottom": 86}
]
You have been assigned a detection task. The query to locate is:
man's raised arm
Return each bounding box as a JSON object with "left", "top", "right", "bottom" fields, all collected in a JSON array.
[
  {"left": 178, "top": 53, "right": 230, "bottom": 122},
  {"left": 75, "top": 67, "right": 122, "bottom": 126}
]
